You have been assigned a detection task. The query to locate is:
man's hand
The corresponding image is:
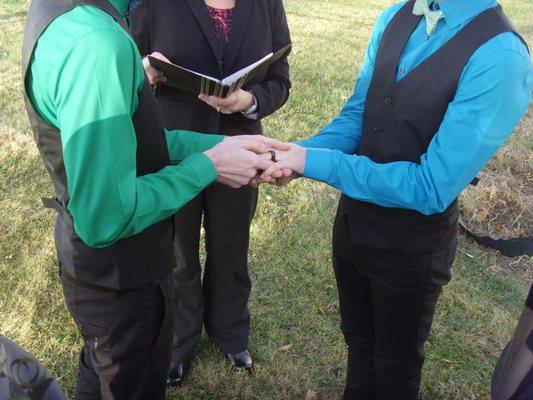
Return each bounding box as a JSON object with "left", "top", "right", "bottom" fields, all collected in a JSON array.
[
  {"left": 258, "top": 143, "right": 307, "bottom": 184},
  {"left": 142, "top": 52, "right": 169, "bottom": 85},
  {"left": 198, "top": 89, "right": 254, "bottom": 114},
  {"left": 204, "top": 136, "right": 290, "bottom": 188}
]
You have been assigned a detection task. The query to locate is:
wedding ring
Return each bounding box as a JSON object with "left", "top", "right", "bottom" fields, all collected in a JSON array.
[
  {"left": 269, "top": 150, "right": 277, "bottom": 162},
  {"left": 216, "top": 106, "right": 221, "bottom": 112}
]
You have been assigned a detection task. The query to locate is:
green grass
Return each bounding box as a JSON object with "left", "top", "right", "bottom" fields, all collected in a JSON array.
[{"left": 0, "top": 0, "right": 531, "bottom": 399}]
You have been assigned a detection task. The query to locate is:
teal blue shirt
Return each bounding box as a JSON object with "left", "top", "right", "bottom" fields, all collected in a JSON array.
[{"left": 300, "top": 0, "right": 532, "bottom": 215}]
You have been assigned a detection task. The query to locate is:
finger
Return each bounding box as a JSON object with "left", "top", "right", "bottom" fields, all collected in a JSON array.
[
  {"left": 281, "top": 168, "right": 293, "bottom": 177},
  {"left": 261, "top": 138, "right": 291, "bottom": 151},
  {"left": 152, "top": 52, "right": 171, "bottom": 63},
  {"left": 253, "top": 156, "right": 274, "bottom": 171},
  {"left": 259, "top": 152, "right": 273, "bottom": 161},
  {"left": 213, "top": 95, "right": 238, "bottom": 107},
  {"left": 236, "top": 140, "right": 271, "bottom": 154},
  {"left": 260, "top": 160, "right": 289, "bottom": 180},
  {"left": 271, "top": 170, "right": 284, "bottom": 179}
]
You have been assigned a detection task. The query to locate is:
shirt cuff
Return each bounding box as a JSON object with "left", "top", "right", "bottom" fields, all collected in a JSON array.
[
  {"left": 303, "top": 147, "right": 339, "bottom": 183},
  {"left": 241, "top": 90, "right": 259, "bottom": 120},
  {"left": 194, "top": 134, "right": 224, "bottom": 153},
  {"left": 182, "top": 152, "right": 219, "bottom": 186}
]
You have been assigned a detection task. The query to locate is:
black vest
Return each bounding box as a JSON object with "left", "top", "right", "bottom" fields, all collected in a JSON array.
[
  {"left": 22, "top": 0, "right": 175, "bottom": 289},
  {"left": 339, "top": 1, "right": 527, "bottom": 253}
]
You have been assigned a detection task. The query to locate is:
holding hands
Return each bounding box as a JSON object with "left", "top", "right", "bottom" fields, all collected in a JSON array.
[
  {"left": 204, "top": 136, "right": 290, "bottom": 188},
  {"left": 259, "top": 143, "right": 306, "bottom": 185},
  {"left": 203, "top": 137, "right": 306, "bottom": 189}
]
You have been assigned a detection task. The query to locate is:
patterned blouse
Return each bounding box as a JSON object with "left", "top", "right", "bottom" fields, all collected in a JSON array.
[{"left": 206, "top": 4, "right": 234, "bottom": 64}]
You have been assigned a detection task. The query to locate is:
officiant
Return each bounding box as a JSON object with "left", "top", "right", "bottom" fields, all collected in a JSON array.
[{"left": 131, "top": 0, "right": 291, "bottom": 385}]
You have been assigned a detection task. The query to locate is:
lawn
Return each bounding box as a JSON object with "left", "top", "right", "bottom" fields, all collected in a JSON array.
[{"left": 0, "top": 0, "right": 531, "bottom": 399}]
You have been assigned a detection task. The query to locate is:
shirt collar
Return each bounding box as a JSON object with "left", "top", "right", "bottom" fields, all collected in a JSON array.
[{"left": 437, "top": 0, "right": 498, "bottom": 30}]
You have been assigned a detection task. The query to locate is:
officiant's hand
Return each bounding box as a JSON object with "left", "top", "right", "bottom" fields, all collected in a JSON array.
[
  {"left": 199, "top": 89, "right": 254, "bottom": 114},
  {"left": 142, "top": 52, "right": 168, "bottom": 85}
]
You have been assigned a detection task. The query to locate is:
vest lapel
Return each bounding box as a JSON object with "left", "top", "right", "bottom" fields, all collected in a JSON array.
[
  {"left": 373, "top": 0, "right": 421, "bottom": 92},
  {"left": 184, "top": 0, "right": 223, "bottom": 74},
  {"left": 223, "top": 0, "right": 252, "bottom": 76}
]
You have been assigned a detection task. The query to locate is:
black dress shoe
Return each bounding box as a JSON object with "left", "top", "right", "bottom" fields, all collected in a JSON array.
[
  {"left": 167, "top": 362, "right": 184, "bottom": 387},
  {"left": 226, "top": 349, "right": 253, "bottom": 371}
]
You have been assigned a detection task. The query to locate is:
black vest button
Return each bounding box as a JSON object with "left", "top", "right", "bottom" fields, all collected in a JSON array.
[
  {"left": 384, "top": 97, "right": 392, "bottom": 105},
  {"left": 374, "top": 125, "right": 383, "bottom": 133}
]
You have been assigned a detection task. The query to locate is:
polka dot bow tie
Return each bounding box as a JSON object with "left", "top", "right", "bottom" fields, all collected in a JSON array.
[{"left": 413, "top": 0, "right": 445, "bottom": 37}]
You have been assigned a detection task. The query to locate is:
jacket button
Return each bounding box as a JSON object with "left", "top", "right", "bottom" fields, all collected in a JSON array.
[
  {"left": 374, "top": 125, "right": 383, "bottom": 133},
  {"left": 384, "top": 97, "right": 392, "bottom": 105}
]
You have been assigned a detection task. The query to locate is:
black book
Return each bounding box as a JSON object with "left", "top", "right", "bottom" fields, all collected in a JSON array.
[{"left": 148, "top": 43, "right": 292, "bottom": 98}]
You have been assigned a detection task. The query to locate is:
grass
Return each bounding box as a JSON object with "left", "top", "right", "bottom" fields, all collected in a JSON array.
[{"left": 0, "top": 0, "right": 531, "bottom": 399}]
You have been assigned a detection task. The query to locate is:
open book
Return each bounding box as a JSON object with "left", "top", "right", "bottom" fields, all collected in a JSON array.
[{"left": 148, "top": 43, "right": 292, "bottom": 98}]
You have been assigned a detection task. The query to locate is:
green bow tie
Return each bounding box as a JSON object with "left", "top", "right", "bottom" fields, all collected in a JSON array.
[{"left": 413, "top": 0, "right": 445, "bottom": 37}]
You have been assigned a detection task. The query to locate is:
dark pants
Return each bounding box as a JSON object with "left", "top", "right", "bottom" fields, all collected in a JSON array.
[
  {"left": 492, "top": 284, "right": 533, "bottom": 400},
  {"left": 333, "top": 214, "right": 456, "bottom": 400},
  {"left": 171, "top": 182, "right": 258, "bottom": 362},
  {"left": 61, "top": 273, "right": 174, "bottom": 400}
]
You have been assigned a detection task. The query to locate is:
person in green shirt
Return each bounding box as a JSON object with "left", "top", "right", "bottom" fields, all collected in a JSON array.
[
  {"left": 22, "top": 0, "right": 286, "bottom": 398},
  {"left": 27, "top": 0, "right": 281, "bottom": 248}
]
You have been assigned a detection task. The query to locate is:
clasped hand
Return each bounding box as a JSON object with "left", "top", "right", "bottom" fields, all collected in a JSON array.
[{"left": 204, "top": 137, "right": 305, "bottom": 189}]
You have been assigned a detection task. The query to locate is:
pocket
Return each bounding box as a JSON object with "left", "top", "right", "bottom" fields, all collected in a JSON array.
[{"left": 72, "top": 285, "right": 119, "bottom": 351}]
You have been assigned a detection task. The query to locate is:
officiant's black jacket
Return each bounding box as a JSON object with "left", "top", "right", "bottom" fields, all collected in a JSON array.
[{"left": 131, "top": 0, "right": 291, "bottom": 136}]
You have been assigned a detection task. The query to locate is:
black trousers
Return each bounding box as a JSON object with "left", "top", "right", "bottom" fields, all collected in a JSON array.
[
  {"left": 61, "top": 273, "right": 174, "bottom": 400},
  {"left": 333, "top": 214, "right": 456, "bottom": 400},
  {"left": 492, "top": 284, "right": 533, "bottom": 400},
  {"left": 171, "top": 182, "right": 258, "bottom": 362}
]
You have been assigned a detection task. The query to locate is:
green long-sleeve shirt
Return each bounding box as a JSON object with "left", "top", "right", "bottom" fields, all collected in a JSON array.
[{"left": 27, "top": 0, "right": 223, "bottom": 248}]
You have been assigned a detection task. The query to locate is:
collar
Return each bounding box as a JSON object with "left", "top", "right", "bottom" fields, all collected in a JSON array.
[
  {"left": 437, "top": 0, "right": 498, "bottom": 30},
  {"left": 109, "top": 0, "right": 129, "bottom": 17}
]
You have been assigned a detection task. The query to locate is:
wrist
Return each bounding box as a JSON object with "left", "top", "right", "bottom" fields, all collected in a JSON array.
[
  {"left": 295, "top": 146, "right": 307, "bottom": 175},
  {"left": 203, "top": 148, "right": 220, "bottom": 174},
  {"left": 240, "top": 90, "right": 255, "bottom": 113}
]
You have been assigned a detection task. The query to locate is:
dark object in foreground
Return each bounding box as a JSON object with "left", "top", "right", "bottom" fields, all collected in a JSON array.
[
  {"left": 0, "top": 335, "right": 66, "bottom": 400},
  {"left": 492, "top": 284, "right": 533, "bottom": 400}
]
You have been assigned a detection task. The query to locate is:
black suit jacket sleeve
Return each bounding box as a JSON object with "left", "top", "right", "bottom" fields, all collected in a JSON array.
[
  {"left": 132, "top": 0, "right": 151, "bottom": 56},
  {"left": 247, "top": 0, "right": 291, "bottom": 119}
]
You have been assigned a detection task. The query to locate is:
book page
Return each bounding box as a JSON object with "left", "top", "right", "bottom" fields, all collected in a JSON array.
[
  {"left": 148, "top": 57, "right": 221, "bottom": 84},
  {"left": 221, "top": 53, "right": 273, "bottom": 86}
]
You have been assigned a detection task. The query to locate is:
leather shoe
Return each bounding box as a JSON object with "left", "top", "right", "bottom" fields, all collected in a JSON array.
[
  {"left": 167, "top": 362, "right": 184, "bottom": 386},
  {"left": 226, "top": 349, "right": 253, "bottom": 371}
]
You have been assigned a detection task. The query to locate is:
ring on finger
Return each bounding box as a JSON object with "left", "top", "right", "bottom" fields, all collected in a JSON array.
[{"left": 269, "top": 150, "right": 277, "bottom": 162}]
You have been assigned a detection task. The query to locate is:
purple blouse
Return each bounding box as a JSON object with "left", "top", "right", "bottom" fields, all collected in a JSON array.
[{"left": 206, "top": 5, "right": 234, "bottom": 64}]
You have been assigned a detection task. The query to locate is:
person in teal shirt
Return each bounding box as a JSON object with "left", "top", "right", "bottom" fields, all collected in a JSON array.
[
  {"left": 22, "top": 0, "right": 285, "bottom": 398},
  {"left": 261, "top": 0, "right": 531, "bottom": 399}
]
